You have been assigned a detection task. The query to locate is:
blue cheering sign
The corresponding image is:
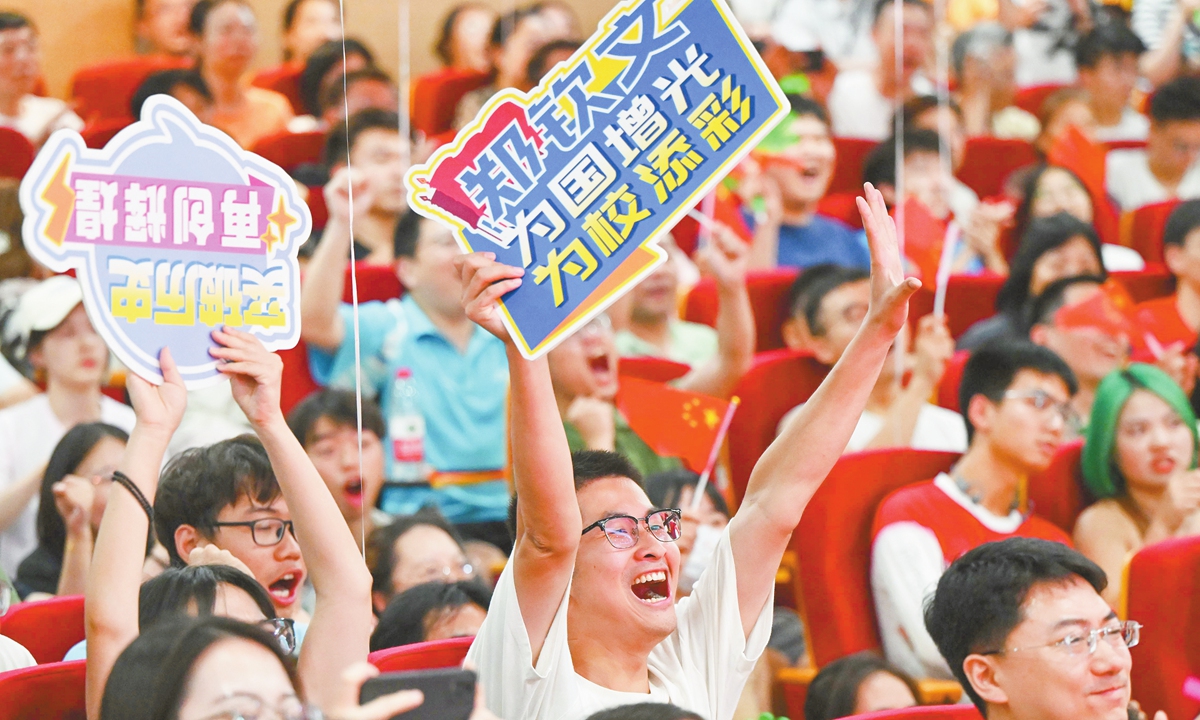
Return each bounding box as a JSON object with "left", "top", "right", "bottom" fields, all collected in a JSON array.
[{"left": 407, "top": 0, "right": 786, "bottom": 359}]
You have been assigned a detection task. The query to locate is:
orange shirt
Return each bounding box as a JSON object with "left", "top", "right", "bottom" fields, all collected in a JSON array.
[
  {"left": 1135, "top": 295, "right": 1197, "bottom": 360},
  {"left": 210, "top": 86, "right": 293, "bottom": 150}
]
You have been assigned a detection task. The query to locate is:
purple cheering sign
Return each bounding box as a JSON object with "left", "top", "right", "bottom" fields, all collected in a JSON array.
[{"left": 19, "top": 95, "right": 311, "bottom": 388}]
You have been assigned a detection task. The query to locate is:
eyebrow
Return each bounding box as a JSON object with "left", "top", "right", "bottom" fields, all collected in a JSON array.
[{"left": 1050, "top": 610, "right": 1118, "bottom": 630}]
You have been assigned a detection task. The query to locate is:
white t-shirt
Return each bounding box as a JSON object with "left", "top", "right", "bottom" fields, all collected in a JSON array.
[
  {"left": 778, "top": 402, "right": 968, "bottom": 454},
  {"left": 0, "top": 355, "right": 23, "bottom": 395},
  {"left": 0, "top": 634, "right": 35, "bottom": 673},
  {"left": 1106, "top": 148, "right": 1200, "bottom": 212},
  {"left": 771, "top": 0, "right": 876, "bottom": 63},
  {"left": 0, "top": 95, "right": 84, "bottom": 146},
  {"left": 467, "top": 527, "right": 774, "bottom": 720},
  {"left": 0, "top": 394, "right": 136, "bottom": 576},
  {"left": 1093, "top": 108, "right": 1150, "bottom": 143},
  {"left": 826, "top": 69, "right": 935, "bottom": 140}
]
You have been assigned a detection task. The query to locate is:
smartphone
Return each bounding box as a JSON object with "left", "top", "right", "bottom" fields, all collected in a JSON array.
[{"left": 359, "top": 667, "right": 476, "bottom": 720}]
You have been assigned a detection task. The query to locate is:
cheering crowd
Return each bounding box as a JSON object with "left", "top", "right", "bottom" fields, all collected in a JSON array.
[{"left": 0, "top": 0, "right": 1199, "bottom": 718}]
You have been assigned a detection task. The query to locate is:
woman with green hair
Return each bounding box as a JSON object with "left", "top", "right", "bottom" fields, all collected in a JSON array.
[{"left": 1074, "top": 364, "right": 1200, "bottom": 605}]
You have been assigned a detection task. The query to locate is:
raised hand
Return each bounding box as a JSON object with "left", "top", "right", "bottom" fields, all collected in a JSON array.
[
  {"left": 53, "top": 474, "right": 96, "bottom": 537},
  {"left": 127, "top": 347, "right": 188, "bottom": 438},
  {"left": 857, "top": 182, "right": 921, "bottom": 336},
  {"left": 186, "top": 544, "right": 255, "bottom": 577},
  {"left": 454, "top": 252, "right": 524, "bottom": 342},
  {"left": 209, "top": 327, "right": 284, "bottom": 428},
  {"left": 323, "top": 662, "right": 425, "bottom": 720},
  {"left": 694, "top": 221, "right": 749, "bottom": 289},
  {"left": 324, "top": 166, "right": 376, "bottom": 227},
  {"left": 565, "top": 396, "right": 617, "bottom": 451}
]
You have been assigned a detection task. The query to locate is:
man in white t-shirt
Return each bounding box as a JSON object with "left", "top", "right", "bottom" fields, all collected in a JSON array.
[
  {"left": 0, "top": 276, "right": 135, "bottom": 576},
  {"left": 456, "top": 185, "right": 920, "bottom": 720},
  {"left": 0, "top": 13, "right": 83, "bottom": 147},
  {"left": 1106, "top": 76, "right": 1200, "bottom": 212},
  {"left": 1076, "top": 24, "right": 1150, "bottom": 143}
]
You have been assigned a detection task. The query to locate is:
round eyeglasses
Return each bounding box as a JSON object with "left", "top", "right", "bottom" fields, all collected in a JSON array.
[{"left": 581, "top": 509, "right": 682, "bottom": 549}]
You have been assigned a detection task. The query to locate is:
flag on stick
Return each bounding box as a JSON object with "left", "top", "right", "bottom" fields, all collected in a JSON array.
[{"left": 615, "top": 377, "right": 734, "bottom": 474}]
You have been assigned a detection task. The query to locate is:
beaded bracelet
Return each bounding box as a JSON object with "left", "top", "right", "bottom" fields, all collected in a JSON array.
[{"left": 110, "top": 470, "right": 153, "bottom": 523}]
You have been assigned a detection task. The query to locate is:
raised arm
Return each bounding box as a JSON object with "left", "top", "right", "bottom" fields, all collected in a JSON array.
[
  {"left": 209, "top": 327, "right": 373, "bottom": 712},
  {"left": 456, "top": 252, "right": 579, "bottom": 663},
  {"left": 85, "top": 350, "right": 187, "bottom": 720},
  {"left": 727, "top": 184, "right": 920, "bottom": 636}
]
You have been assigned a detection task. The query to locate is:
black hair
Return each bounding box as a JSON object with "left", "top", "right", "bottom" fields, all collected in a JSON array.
[
  {"left": 959, "top": 341, "right": 1078, "bottom": 442},
  {"left": 154, "top": 435, "right": 281, "bottom": 566},
  {"left": 287, "top": 388, "right": 386, "bottom": 448},
  {"left": 508, "top": 450, "right": 645, "bottom": 543},
  {"left": 1074, "top": 22, "right": 1147, "bottom": 68},
  {"left": 1028, "top": 274, "right": 1107, "bottom": 327},
  {"left": 366, "top": 507, "right": 466, "bottom": 603},
  {"left": 784, "top": 264, "right": 843, "bottom": 320},
  {"left": 370, "top": 579, "right": 492, "bottom": 652},
  {"left": 896, "top": 94, "right": 964, "bottom": 130},
  {"left": 300, "top": 38, "right": 375, "bottom": 117},
  {"left": 1164, "top": 199, "right": 1200, "bottom": 248},
  {"left": 526, "top": 39, "right": 580, "bottom": 87},
  {"left": 995, "top": 211, "right": 1104, "bottom": 317},
  {"left": 1012, "top": 164, "right": 1094, "bottom": 246},
  {"left": 861, "top": 129, "right": 941, "bottom": 188},
  {"left": 789, "top": 93, "right": 830, "bottom": 126},
  {"left": 323, "top": 107, "right": 401, "bottom": 168},
  {"left": 490, "top": 7, "right": 541, "bottom": 48},
  {"left": 644, "top": 468, "right": 729, "bottom": 518},
  {"left": 805, "top": 651, "right": 920, "bottom": 720},
  {"left": 189, "top": 0, "right": 250, "bottom": 37},
  {"left": 436, "top": 4, "right": 478, "bottom": 66},
  {"left": 283, "top": 0, "right": 334, "bottom": 32},
  {"left": 803, "top": 267, "right": 871, "bottom": 337},
  {"left": 872, "top": 0, "right": 931, "bottom": 23},
  {"left": 131, "top": 69, "right": 212, "bottom": 118},
  {"left": 1149, "top": 76, "right": 1200, "bottom": 124},
  {"left": 139, "top": 564, "right": 277, "bottom": 630},
  {"left": 584, "top": 704, "right": 705, "bottom": 720},
  {"left": 100, "top": 615, "right": 300, "bottom": 720},
  {"left": 924, "top": 538, "right": 1107, "bottom": 716},
  {"left": 392, "top": 204, "right": 424, "bottom": 259},
  {"left": 317, "top": 66, "right": 395, "bottom": 117},
  {"left": 35, "top": 423, "right": 130, "bottom": 564},
  {"left": 0, "top": 11, "right": 31, "bottom": 32}
]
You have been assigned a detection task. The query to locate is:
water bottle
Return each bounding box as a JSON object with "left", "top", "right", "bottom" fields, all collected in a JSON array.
[{"left": 388, "top": 367, "right": 425, "bottom": 483}]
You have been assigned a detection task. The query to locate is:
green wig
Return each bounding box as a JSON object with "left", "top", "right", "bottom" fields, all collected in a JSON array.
[{"left": 1081, "top": 364, "right": 1199, "bottom": 499}]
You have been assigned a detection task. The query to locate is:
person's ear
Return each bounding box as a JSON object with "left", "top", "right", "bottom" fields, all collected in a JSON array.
[
  {"left": 963, "top": 653, "right": 1009, "bottom": 707},
  {"left": 781, "top": 317, "right": 810, "bottom": 352},
  {"left": 395, "top": 255, "right": 417, "bottom": 288},
  {"left": 967, "top": 393, "right": 998, "bottom": 440},
  {"left": 1029, "top": 323, "right": 1050, "bottom": 346},
  {"left": 1164, "top": 244, "right": 1185, "bottom": 277},
  {"left": 174, "top": 525, "right": 205, "bottom": 563}
]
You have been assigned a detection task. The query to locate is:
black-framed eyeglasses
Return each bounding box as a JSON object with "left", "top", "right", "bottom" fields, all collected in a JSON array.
[
  {"left": 981, "top": 620, "right": 1141, "bottom": 658},
  {"left": 581, "top": 508, "right": 682, "bottom": 549},
  {"left": 212, "top": 519, "right": 296, "bottom": 547},
  {"left": 261, "top": 617, "right": 298, "bottom": 655}
]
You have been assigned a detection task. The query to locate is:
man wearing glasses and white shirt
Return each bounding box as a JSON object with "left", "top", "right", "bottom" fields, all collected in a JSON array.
[{"left": 871, "top": 341, "right": 1079, "bottom": 680}]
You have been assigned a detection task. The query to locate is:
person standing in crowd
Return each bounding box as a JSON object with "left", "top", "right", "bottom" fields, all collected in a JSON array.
[
  {"left": 1107, "top": 76, "right": 1200, "bottom": 212},
  {"left": 0, "top": 276, "right": 135, "bottom": 579},
  {"left": 135, "top": 0, "right": 198, "bottom": 56},
  {"left": 280, "top": 0, "right": 339, "bottom": 65},
  {"left": 0, "top": 12, "right": 82, "bottom": 147},
  {"left": 435, "top": 4, "right": 498, "bottom": 73}
]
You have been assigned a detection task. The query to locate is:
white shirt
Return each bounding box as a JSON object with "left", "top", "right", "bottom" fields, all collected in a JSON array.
[
  {"left": 467, "top": 527, "right": 774, "bottom": 720},
  {"left": 826, "top": 69, "right": 935, "bottom": 140},
  {"left": 1106, "top": 148, "right": 1200, "bottom": 212},
  {"left": 0, "top": 634, "right": 35, "bottom": 673},
  {"left": 0, "top": 355, "right": 22, "bottom": 395},
  {"left": 1093, "top": 108, "right": 1150, "bottom": 143},
  {"left": 778, "top": 402, "right": 968, "bottom": 454},
  {"left": 0, "top": 394, "right": 136, "bottom": 576},
  {"left": 0, "top": 95, "right": 83, "bottom": 146},
  {"left": 771, "top": 0, "right": 876, "bottom": 63}
]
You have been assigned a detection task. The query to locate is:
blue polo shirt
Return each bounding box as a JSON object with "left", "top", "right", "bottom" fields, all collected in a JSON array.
[
  {"left": 746, "top": 211, "right": 870, "bottom": 269},
  {"left": 307, "top": 295, "right": 510, "bottom": 523}
]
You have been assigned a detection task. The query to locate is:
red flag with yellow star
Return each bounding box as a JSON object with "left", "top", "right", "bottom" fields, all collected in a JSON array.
[{"left": 615, "top": 377, "right": 733, "bottom": 473}]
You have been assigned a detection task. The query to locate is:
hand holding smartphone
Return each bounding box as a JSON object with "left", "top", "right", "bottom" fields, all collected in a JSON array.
[{"left": 359, "top": 668, "right": 477, "bottom": 720}]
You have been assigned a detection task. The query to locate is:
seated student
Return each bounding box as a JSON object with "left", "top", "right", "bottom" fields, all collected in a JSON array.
[
  {"left": 780, "top": 264, "right": 844, "bottom": 351},
  {"left": 302, "top": 171, "right": 509, "bottom": 532},
  {"left": 369, "top": 579, "right": 491, "bottom": 652},
  {"left": 804, "top": 651, "right": 919, "bottom": 720},
  {"left": 0, "top": 276, "right": 136, "bottom": 578},
  {"left": 317, "top": 67, "right": 399, "bottom": 129},
  {"left": 525, "top": 39, "right": 580, "bottom": 87},
  {"left": 951, "top": 23, "right": 1041, "bottom": 141},
  {"left": 1107, "top": 76, "right": 1200, "bottom": 212},
  {"left": 871, "top": 341, "right": 1076, "bottom": 680},
  {"left": 924, "top": 538, "right": 1138, "bottom": 720},
  {"left": 287, "top": 390, "right": 386, "bottom": 549},
  {"left": 86, "top": 333, "right": 376, "bottom": 717},
  {"left": 1075, "top": 364, "right": 1200, "bottom": 606},
  {"left": 136, "top": 0, "right": 197, "bottom": 56},
  {"left": 0, "top": 13, "right": 83, "bottom": 147},
  {"left": 779, "top": 266, "right": 966, "bottom": 453},
  {"left": 958, "top": 213, "right": 1105, "bottom": 350},
  {"left": 367, "top": 508, "right": 476, "bottom": 614},
  {"left": 130, "top": 68, "right": 213, "bottom": 121},
  {"left": 454, "top": 7, "right": 549, "bottom": 129},
  {"left": 297, "top": 37, "right": 374, "bottom": 121},
  {"left": 1137, "top": 199, "right": 1200, "bottom": 349},
  {"left": 15, "top": 423, "right": 129, "bottom": 599},
  {"left": 460, "top": 183, "right": 922, "bottom": 719},
  {"left": 280, "top": 0, "right": 339, "bottom": 65},
  {"left": 1076, "top": 23, "right": 1150, "bottom": 142},
  {"left": 435, "top": 3, "right": 497, "bottom": 73},
  {"left": 746, "top": 96, "right": 868, "bottom": 271},
  {"left": 534, "top": 1, "right": 580, "bottom": 41},
  {"left": 826, "top": 0, "right": 934, "bottom": 140}
]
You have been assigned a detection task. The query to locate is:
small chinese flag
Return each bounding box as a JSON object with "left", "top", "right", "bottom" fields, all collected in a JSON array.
[
  {"left": 615, "top": 377, "right": 732, "bottom": 473},
  {"left": 898, "top": 197, "right": 948, "bottom": 284},
  {"left": 1054, "top": 280, "right": 1137, "bottom": 338},
  {"left": 1046, "top": 126, "right": 1107, "bottom": 210}
]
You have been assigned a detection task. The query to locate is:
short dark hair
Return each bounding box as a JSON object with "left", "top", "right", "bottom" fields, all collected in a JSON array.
[
  {"left": 644, "top": 468, "right": 729, "bottom": 518},
  {"left": 804, "top": 266, "right": 870, "bottom": 337},
  {"left": 784, "top": 264, "right": 842, "bottom": 321},
  {"left": 924, "top": 538, "right": 1107, "bottom": 716},
  {"left": 287, "top": 388, "right": 385, "bottom": 448},
  {"left": 139, "top": 564, "right": 276, "bottom": 630},
  {"left": 283, "top": 0, "right": 333, "bottom": 32},
  {"left": 896, "top": 94, "right": 964, "bottom": 130},
  {"left": 1028, "top": 274, "right": 1106, "bottom": 327},
  {"left": 1074, "top": 22, "right": 1147, "bottom": 68},
  {"left": 370, "top": 579, "right": 492, "bottom": 651},
  {"left": 300, "top": 38, "right": 375, "bottom": 116},
  {"left": 154, "top": 435, "right": 282, "bottom": 566},
  {"left": 861, "top": 129, "right": 941, "bottom": 188},
  {"left": 584, "top": 704, "right": 705, "bottom": 720},
  {"left": 490, "top": 7, "right": 540, "bottom": 48},
  {"left": 526, "top": 39, "right": 580, "bottom": 86},
  {"left": 318, "top": 66, "right": 395, "bottom": 117},
  {"left": 189, "top": 0, "right": 250, "bottom": 36},
  {"left": 393, "top": 205, "right": 423, "bottom": 259},
  {"left": 1149, "top": 76, "right": 1200, "bottom": 124},
  {"left": 324, "top": 107, "right": 400, "bottom": 168},
  {"left": 995, "top": 210, "right": 1104, "bottom": 317},
  {"left": 805, "top": 651, "right": 920, "bottom": 720},
  {"left": 1164, "top": 199, "right": 1200, "bottom": 248},
  {"left": 959, "top": 341, "right": 1078, "bottom": 442},
  {"left": 508, "top": 450, "right": 645, "bottom": 542},
  {"left": 872, "top": 0, "right": 931, "bottom": 23},
  {"left": 435, "top": 5, "right": 473, "bottom": 66},
  {"left": 789, "top": 93, "right": 830, "bottom": 126},
  {"left": 0, "top": 11, "right": 31, "bottom": 32},
  {"left": 366, "top": 507, "right": 466, "bottom": 602},
  {"left": 131, "top": 69, "right": 212, "bottom": 118}
]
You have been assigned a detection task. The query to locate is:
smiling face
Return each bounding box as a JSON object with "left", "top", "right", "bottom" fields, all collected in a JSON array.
[
  {"left": 1038, "top": 284, "right": 1129, "bottom": 388},
  {"left": 175, "top": 637, "right": 299, "bottom": 720},
  {"left": 198, "top": 1, "right": 258, "bottom": 80},
  {"left": 29, "top": 304, "right": 109, "bottom": 390},
  {"left": 1032, "top": 169, "right": 1095, "bottom": 226},
  {"left": 1113, "top": 389, "right": 1195, "bottom": 494},
  {"left": 1028, "top": 235, "right": 1103, "bottom": 297},
  {"left": 389, "top": 524, "right": 473, "bottom": 596},
  {"left": 304, "top": 416, "right": 384, "bottom": 526},
  {"left": 763, "top": 114, "right": 836, "bottom": 209},
  {"left": 571, "top": 476, "right": 682, "bottom": 649},
  {"left": 209, "top": 496, "right": 306, "bottom": 617},
  {"left": 548, "top": 315, "right": 619, "bottom": 403},
  {"left": 284, "top": 0, "right": 339, "bottom": 63}
]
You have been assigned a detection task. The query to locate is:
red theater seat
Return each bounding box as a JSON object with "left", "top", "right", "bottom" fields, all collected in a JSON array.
[
  {"left": 368, "top": 636, "right": 473, "bottom": 672},
  {"left": 278, "top": 341, "right": 320, "bottom": 417},
  {"left": 1114, "top": 267, "right": 1174, "bottom": 303},
  {"left": 683, "top": 268, "right": 800, "bottom": 352},
  {"left": 1126, "top": 535, "right": 1200, "bottom": 720},
  {"left": 817, "top": 192, "right": 865, "bottom": 229},
  {"left": 853, "top": 705, "right": 983, "bottom": 720},
  {"left": 410, "top": 69, "right": 492, "bottom": 138},
  {"left": 1026, "top": 440, "right": 1086, "bottom": 534},
  {"left": 252, "top": 62, "right": 305, "bottom": 115},
  {"left": 957, "top": 138, "right": 1039, "bottom": 198},
  {"left": 0, "top": 128, "right": 34, "bottom": 180},
  {"left": 909, "top": 274, "right": 1005, "bottom": 339},
  {"left": 0, "top": 595, "right": 84, "bottom": 665},
  {"left": 727, "top": 350, "right": 830, "bottom": 503},
  {"left": 618, "top": 356, "right": 691, "bottom": 383},
  {"left": 1122, "top": 200, "right": 1182, "bottom": 265},
  {"left": 0, "top": 660, "right": 86, "bottom": 720},
  {"left": 830, "top": 137, "right": 878, "bottom": 195},
  {"left": 794, "top": 448, "right": 959, "bottom": 665},
  {"left": 1014, "top": 83, "right": 1068, "bottom": 116},
  {"left": 71, "top": 56, "right": 192, "bottom": 123},
  {"left": 81, "top": 118, "right": 131, "bottom": 149},
  {"left": 251, "top": 131, "right": 325, "bottom": 173},
  {"left": 936, "top": 350, "right": 970, "bottom": 411},
  {"left": 342, "top": 264, "right": 403, "bottom": 304}
]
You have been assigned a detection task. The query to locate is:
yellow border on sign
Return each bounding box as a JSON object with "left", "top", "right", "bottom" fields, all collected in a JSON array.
[{"left": 405, "top": 0, "right": 788, "bottom": 359}]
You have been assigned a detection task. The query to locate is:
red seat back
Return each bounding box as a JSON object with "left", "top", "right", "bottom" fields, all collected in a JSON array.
[
  {"left": 251, "top": 131, "right": 326, "bottom": 173},
  {"left": 829, "top": 138, "right": 879, "bottom": 195},
  {"left": 367, "top": 636, "right": 473, "bottom": 672},
  {"left": 71, "top": 56, "right": 192, "bottom": 123},
  {"left": 342, "top": 264, "right": 404, "bottom": 304},
  {"left": 81, "top": 118, "right": 131, "bottom": 149},
  {"left": 1026, "top": 440, "right": 1086, "bottom": 534},
  {"left": 683, "top": 268, "right": 800, "bottom": 352},
  {"left": 251, "top": 62, "right": 305, "bottom": 115},
  {"left": 618, "top": 356, "right": 691, "bottom": 383},
  {"left": 1014, "top": 83, "right": 1069, "bottom": 116},
  {"left": 853, "top": 705, "right": 983, "bottom": 720},
  {"left": 1122, "top": 201, "right": 1182, "bottom": 265},
  {"left": 278, "top": 341, "right": 320, "bottom": 417},
  {"left": 727, "top": 350, "right": 830, "bottom": 503},
  {"left": 957, "top": 138, "right": 1040, "bottom": 198},
  {"left": 1114, "top": 267, "right": 1175, "bottom": 303},
  {"left": 0, "top": 595, "right": 84, "bottom": 664},
  {"left": 908, "top": 274, "right": 1005, "bottom": 339},
  {"left": 795, "top": 449, "right": 959, "bottom": 665},
  {"left": 0, "top": 660, "right": 86, "bottom": 720},
  {"left": 936, "top": 350, "right": 970, "bottom": 411},
  {"left": 0, "top": 128, "right": 34, "bottom": 180},
  {"left": 1127, "top": 535, "right": 1200, "bottom": 720},
  {"left": 305, "top": 184, "right": 328, "bottom": 230},
  {"left": 410, "top": 69, "right": 492, "bottom": 138},
  {"left": 816, "top": 192, "right": 865, "bottom": 229}
]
